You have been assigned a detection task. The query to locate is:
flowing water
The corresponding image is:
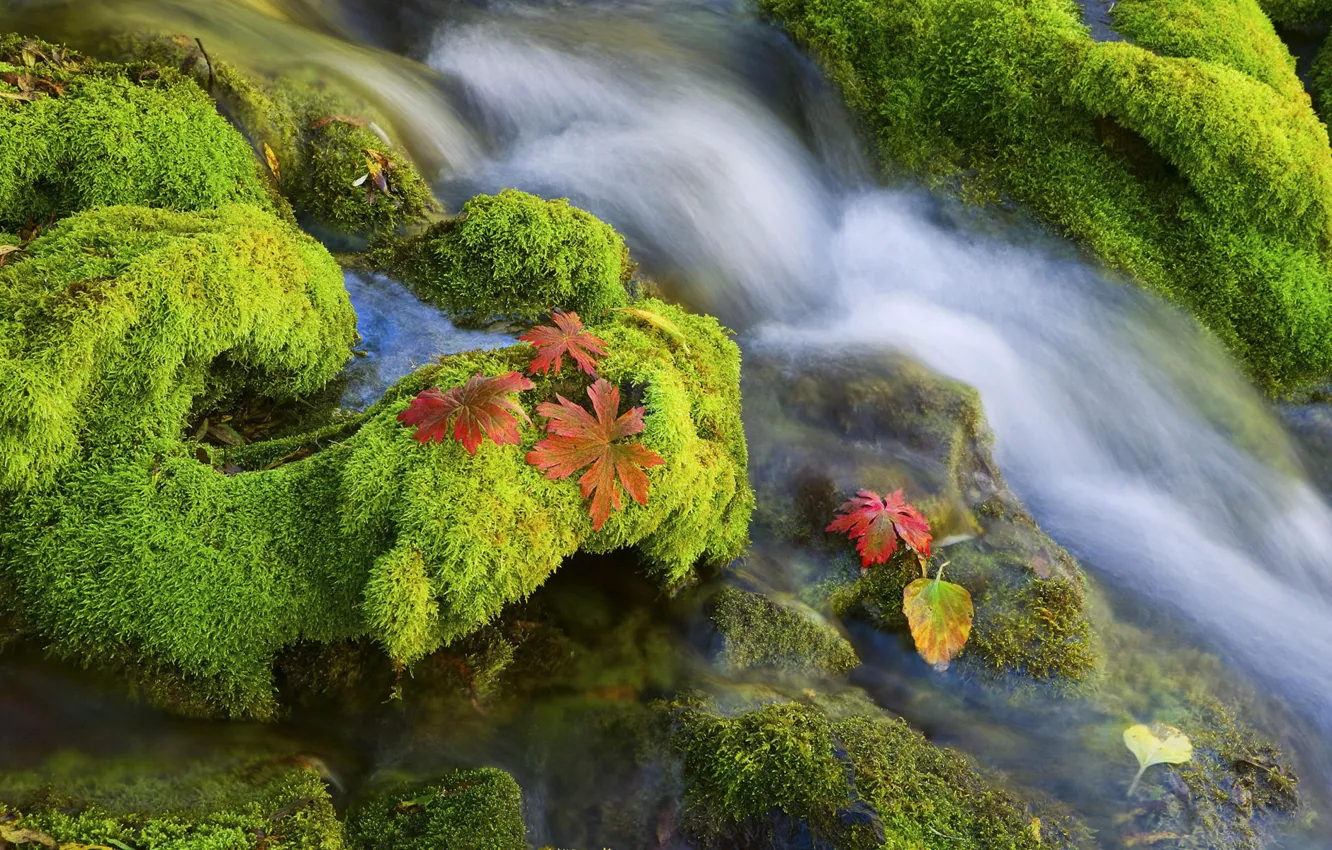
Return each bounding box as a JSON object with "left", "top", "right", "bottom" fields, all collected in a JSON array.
[{"left": 6, "top": 0, "right": 1332, "bottom": 845}]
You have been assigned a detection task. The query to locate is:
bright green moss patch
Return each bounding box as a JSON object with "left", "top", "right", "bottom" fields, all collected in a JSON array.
[
  {"left": 0, "top": 751, "right": 345, "bottom": 850},
  {"left": 1, "top": 264, "right": 750, "bottom": 717},
  {"left": 1111, "top": 0, "right": 1302, "bottom": 100},
  {"left": 377, "top": 189, "right": 631, "bottom": 322},
  {"left": 0, "top": 35, "right": 269, "bottom": 231},
  {"left": 0, "top": 203, "right": 355, "bottom": 495},
  {"left": 116, "top": 34, "right": 437, "bottom": 237},
  {"left": 347, "top": 769, "right": 525, "bottom": 850},
  {"left": 761, "top": 0, "right": 1332, "bottom": 392},
  {"left": 710, "top": 586, "right": 859, "bottom": 676}
]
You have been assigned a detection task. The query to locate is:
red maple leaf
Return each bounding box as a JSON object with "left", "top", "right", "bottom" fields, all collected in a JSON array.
[
  {"left": 397, "top": 371, "right": 535, "bottom": 454},
  {"left": 519, "top": 311, "right": 607, "bottom": 376},
  {"left": 526, "top": 379, "right": 665, "bottom": 530},
  {"left": 826, "top": 489, "right": 932, "bottom": 572}
]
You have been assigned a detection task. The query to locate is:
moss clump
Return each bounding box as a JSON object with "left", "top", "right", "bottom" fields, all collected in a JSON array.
[
  {"left": 115, "top": 35, "right": 437, "bottom": 237},
  {"left": 0, "top": 232, "right": 750, "bottom": 721},
  {"left": 346, "top": 769, "right": 525, "bottom": 850},
  {"left": 745, "top": 352, "right": 1096, "bottom": 682},
  {"left": 0, "top": 35, "right": 269, "bottom": 231},
  {"left": 0, "top": 203, "right": 355, "bottom": 496},
  {"left": 0, "top": 751, "right": 345, "bottom": 850},
  {"left": 377, "top": 189, "right": 631, "bottom": 322},
  {"left": 669, "top": 694, "right": 1088, "bottom": 849},
  {"left": 1257, "top": 0, "right": 1332, "bottom": 25},
  {"left": 669, "top": 699, "right": 866, "bottom": 845},
  {"left": 760, "top": 0, "right": 1332, "bottom": 392},
  {"left": 710, "top": 586, "right": 859, "bottom": 676}
]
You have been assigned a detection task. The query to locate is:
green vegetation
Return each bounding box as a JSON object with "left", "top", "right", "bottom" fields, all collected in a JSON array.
[
  {"left": 0, "top": 35, "right": 269, "bottom": 231},
  {"left": 710, "top": 586, "right": 860, "bottom": 676},
  {"left": 669, "top": 694, "right": 1087, "bottom": 849},
  {"left": 347, "top": 769, "right": 526, "bottom": 850},
  {"left": 760, "top": 0, "right": 1332, "bottom": 392},
  {"left": 1257, "top": 0, "right": 1332, "bottom": 25},
  {"left": 0, "top": 751, "right": 345, "bottom": 850},
  {"left": 0, "top": 203, "right": 355, "bottom": 495},
  {"left": 0, "top": 208, "right": 750, "bottom": 718},
  {"left": 376, "top": 189, "right": 631, "bottom": 322},
  {"left": 116, "top": 34, "right": 437, "bottom": 237}
]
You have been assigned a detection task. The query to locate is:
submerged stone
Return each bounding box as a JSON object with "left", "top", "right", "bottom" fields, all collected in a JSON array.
[
  {"left": 346, "top": 768, "right": 526, "bottom": 850},
  {"left": 710, "top": 586, "right": 860, "bottom": 678}
]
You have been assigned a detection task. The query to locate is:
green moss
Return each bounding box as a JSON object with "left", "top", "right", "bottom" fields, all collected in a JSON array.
[
  {"left": 1256, "top": 0, "right": 1332, "bottom": 25},
  {"left": 0, "top": 227, "right": 749, "bottom": 722},
  {"left": 0, "top": 35, "right": 269, "bottom": 231},
  {"left": 760, "top": 0, "right": 1332, "bottom": 392},
  {"left": 834, "top": 714, "right": 1061, "bottom": 850},
  {"left": 669, "top": 694, "right": 1089, "bottom": 849},
  {"left": 0, "top": 203, "right": 355, "bottom": 496},
  {"left": 710, "top": 586, "right": 859, "bottom": 676},
  {"left": 0, "top": 751, "right": 345, "bottom": 850},
  {"left": 346, "top": 768, "right": 525, "bottom": 850},
  {"left": 115, "top": 34, "right": 438, "bottom": 237},
  {"left": 376, "top": 189, "right": 631, "bottom": 322},
  {"left": 670, "top": 699, "right": 862, "bottom": 844}
]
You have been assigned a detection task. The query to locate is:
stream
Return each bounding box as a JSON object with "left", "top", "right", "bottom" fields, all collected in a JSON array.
[{"left": 4, "top": 0, "right": 1332, "bottom": 846}]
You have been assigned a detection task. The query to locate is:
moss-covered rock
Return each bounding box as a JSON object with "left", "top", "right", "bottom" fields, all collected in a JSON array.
[
  {"left": 759, "top": 0, "right": 1332, "bottom": 392},
  {"left": 375, "top": 188, "right": 632, "bottom": 322},
  {"left": 113, "top": 34, "right": 437, "bottom": 237},
  {"left": 0, "top": 750, "right": 346, "bottom": 850},
  {"left": 744, "top": 352, "right": 1096, "bottom": 682},
  {"left": 0, "top": 35, "right": 270, "bottom": 231},
  {"left": 668, "top": 693, "right": 1088, "bottom": 849},
  {"left": 710, "top": 586, "right": 859, "bottom": 677},
  {"left": 1257, "top": 0, "right": 1332, "bottom": 25},
  {"left": 0, "top": 198, "right": 749, "bottom": 719},
  {"left": 0, "top": 203, "right": 356, "bottom": 495},
  {"left": 346, "top": 768, "right": 526, "bottom": 850}
]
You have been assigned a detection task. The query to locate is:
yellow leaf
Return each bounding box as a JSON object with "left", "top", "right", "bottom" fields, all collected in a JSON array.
[
  {"left": 0, "top": 823, "right": 58, "bottom": 848},
  {"left": 1123, "top": 723, "right": 1192, "bottom": 795},
  {"left": 613, "top": 307, "right": 691, "bottom": 353},
  {"left": 901, "top": 572, "right": 973, "bottom": 670},
  {"left": 263, "top": 143, "right": 280, "bottom": 181},
  {"left": 1123, "top": 832, "right": 1182, "bottom": 847},
  {"left": 1029, "top": 817, "right": 1041, "bottom": 843}
]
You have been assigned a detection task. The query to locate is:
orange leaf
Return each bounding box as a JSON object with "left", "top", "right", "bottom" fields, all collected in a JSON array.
[
  {"left": 527, "top": 379, "right": 664, "bottom": 530},
  {"left": 520, "top": 311, "right": 607, "bottom": 376},
  {"left": 397, "top": 372, "right": 534, "bottom": 454}
]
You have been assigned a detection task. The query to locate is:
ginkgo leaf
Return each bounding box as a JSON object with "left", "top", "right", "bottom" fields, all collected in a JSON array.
[
  {"left": 1124, "top": 724, "right": 1193, "bottom": 795},
  {"left": 527, "top": 378, "right": 665, "bottom": 530},
  {"left": 397, "top": 371, "right": 535, "bottom": 455},
  {"left": 614, "top": 306, "right": 691, "bottom": 353},
  {"left": 520, "top": 311, "right": 607, "bottom": 376},
  {"left": 827, "top": 488, "right": 932, "bottom": 571},
  {"left": 263, "top": 142, "right": 281, "bottom": 181},
  {"left": 902, "top": 571, "right": 973, "bottom": 670}
]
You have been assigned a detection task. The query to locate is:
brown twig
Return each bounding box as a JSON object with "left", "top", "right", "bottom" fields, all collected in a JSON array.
[{"left": 194, "top": 37, "right": 215, "bottom": 93}]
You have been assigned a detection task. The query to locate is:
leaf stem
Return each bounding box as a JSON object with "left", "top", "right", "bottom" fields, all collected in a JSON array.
[{"left": 1127, "top": 764, "right": 1148, "bottom": 797}]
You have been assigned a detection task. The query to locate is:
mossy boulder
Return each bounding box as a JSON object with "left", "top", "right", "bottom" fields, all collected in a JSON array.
[
  {"left": 113, "top": 34, "right": 437, "bottom": 237},
  {"left": 760, "top": 0, "right": 1332, "bottom": 392},
  {"left": 0, "top": 203, "right": 356, "bottom": 495},
  {"left": 710, "top": 586, "right": 859, "bottom": 677},
  {"left": 0, "top": 750, "right": 345, "bottom": 850},
  {"left": 744, "top": 352, "right": 1096, "bottom": 682},
  {"left": 668, "top": 693, "right": 1088, "bottom": 849},
  {"left": 376, "top": 188, "right": 632, "bottom": 322},
  {"left": 1257, "top": 0, "right": 1332, "bottom": 25},
  {"left": 0, "top": 35, "right": 270, "bottom": 231},
  {"left": 0, "top": 194, "right": 750, "bottom": 718},
  {"left": 346, "top": 768, "right": 526, "bottom": 850}
]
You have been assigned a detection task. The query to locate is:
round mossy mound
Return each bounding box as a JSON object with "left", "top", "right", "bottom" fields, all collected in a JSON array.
[{"left": 0, "top": 35, "right": 270, "bottom": 231}]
